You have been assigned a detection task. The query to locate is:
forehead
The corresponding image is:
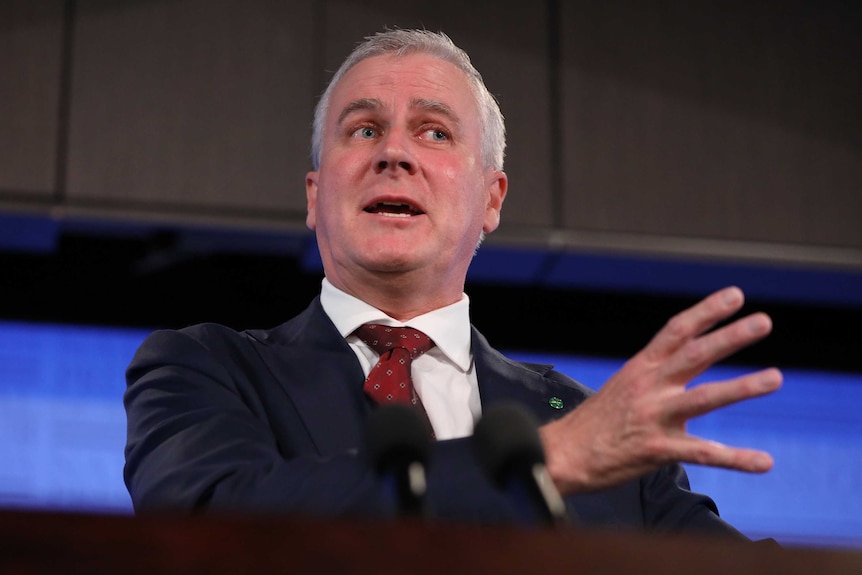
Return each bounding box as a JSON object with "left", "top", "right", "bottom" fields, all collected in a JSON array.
[{"left": 329, "top": 53, "right": 480, "bottom": 121}]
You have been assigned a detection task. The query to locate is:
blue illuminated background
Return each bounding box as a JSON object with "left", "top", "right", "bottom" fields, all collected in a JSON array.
[{"left": 0, "top": 318, "right": 860, "bottom": 549}]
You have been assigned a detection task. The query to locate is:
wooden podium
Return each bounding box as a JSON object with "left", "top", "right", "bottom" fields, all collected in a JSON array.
[{"left": 1, "top": 509, "right": 861, "bottom": 574}]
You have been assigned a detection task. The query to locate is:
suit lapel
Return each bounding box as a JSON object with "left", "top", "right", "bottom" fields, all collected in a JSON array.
[
  {"left": 252, "top": 298, "right": 372, "bottom": 455},
  {"left": 472, "top": 327, "right": 587, "bottom": 425}
]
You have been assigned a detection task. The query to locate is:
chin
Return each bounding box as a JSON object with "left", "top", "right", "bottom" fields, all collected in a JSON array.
[
  {"left": 373, "top": 259, "right": 416, "bottom": 273},
  {"left": 363, "top": 250, "right": 422, "bottom": 273}
]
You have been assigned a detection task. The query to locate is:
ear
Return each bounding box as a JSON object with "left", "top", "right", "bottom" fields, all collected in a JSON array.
[
  {"left": 305, "top": 171, "right": 319, "bottom": 230},
  {"left": 482, "top": 170, "right": 508, "bottom": 234}
]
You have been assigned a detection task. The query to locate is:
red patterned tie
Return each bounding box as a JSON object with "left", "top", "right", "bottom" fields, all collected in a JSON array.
[{"left": 355, "top": 323, "right": 435, "bottom": 405}]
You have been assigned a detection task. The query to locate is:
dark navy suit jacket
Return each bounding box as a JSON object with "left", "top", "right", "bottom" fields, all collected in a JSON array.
[{"left": 123, "top": 297, "right": 748, "bottom": 539}]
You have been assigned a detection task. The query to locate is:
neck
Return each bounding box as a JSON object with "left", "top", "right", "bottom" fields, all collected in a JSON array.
[{"left": 328, "top": 270, "right": 463, "bottom": 322}]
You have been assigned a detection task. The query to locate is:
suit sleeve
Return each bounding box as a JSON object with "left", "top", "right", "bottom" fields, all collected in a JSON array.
[
  {"left": 639, "top": 461, "right": 750, "bottom": 540},
  {"left": 123, "top": 327, "right": 394, "bottom": 517}
]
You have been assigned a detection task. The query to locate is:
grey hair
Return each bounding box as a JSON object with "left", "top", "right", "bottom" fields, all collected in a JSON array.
[{"left": 310, "top": 29, "right": 506, "bottom": 171}]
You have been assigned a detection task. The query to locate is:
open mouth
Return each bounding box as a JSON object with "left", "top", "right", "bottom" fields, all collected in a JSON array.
[{"left": 363, "top": 201, "right": 424, "bottom": 217}]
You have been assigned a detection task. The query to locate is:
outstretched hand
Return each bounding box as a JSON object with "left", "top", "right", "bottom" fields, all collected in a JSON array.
[{"left": 539, "top": 286, "right": 783, "bottom": 495}]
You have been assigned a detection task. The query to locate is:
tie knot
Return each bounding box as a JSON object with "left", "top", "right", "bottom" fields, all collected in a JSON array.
[{"left": 355, "top": 323, "right": 435, "bottom": 359}]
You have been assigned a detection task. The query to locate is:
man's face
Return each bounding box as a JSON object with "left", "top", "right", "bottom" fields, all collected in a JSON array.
[{"left": 306, "top": 53, "right": 507, "bottom": 298}]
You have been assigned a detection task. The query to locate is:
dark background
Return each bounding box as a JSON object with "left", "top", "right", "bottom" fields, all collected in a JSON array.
[
  {"left": 1, "top": 0, "right": 860, "bottom": 373},
  {"left": 2, "top": 229, "right": 859, "bottom": 373}
]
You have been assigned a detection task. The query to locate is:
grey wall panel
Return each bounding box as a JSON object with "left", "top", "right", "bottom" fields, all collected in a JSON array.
[
  {"left": 0, "top": 1, "right": 64, "bottom": 197},
  {"left": 66, "top": 0, "right": 316, "bottom": 219},
  {"left": 7, "top": 0, "right": 858, "bottom": 269},
  {"left": 320, "top": 0, "right": 554, "bottom": 230},
  {"left": 558, "top": 1, "right": 861, "bottom": 253}
]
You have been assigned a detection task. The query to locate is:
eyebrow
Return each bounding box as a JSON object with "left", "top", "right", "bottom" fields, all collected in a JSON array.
[
  {"left": 411, "top": 98, "right": 462, "bottom": 130},
  {"left": 335, "top": 97, "right": 462, "bottom": 131},
  {"left": 336, "top": 98, "right": 381, "bottom": 126}
]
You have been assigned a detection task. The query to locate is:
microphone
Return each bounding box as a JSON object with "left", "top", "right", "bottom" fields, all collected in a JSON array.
[
  {"left": 365, "top": 404, "right": 433, "bottom": 518},
  {"left": 472, "top": 402, "right": 569, "bottom": 527}
]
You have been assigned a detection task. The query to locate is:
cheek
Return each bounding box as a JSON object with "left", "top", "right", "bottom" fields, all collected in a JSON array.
[
  {"left": 328, "top": 148, "right": 367, "bottom": 175},
  {"left": 453, "top": 166, "right": 490, "bottom": 216},
  {"left": 438, "top": 156, "right": 481, "bottom": 192},
  {"left": 440, "top": 165, "right": 459, "bottom": 181}
]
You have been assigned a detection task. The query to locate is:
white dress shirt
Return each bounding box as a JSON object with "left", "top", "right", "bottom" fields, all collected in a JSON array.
[{"left": 319, "top": 278, "right": 481, "bottom": 440}]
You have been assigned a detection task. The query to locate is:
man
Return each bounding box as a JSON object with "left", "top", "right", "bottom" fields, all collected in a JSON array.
[{"left": 124, "top": 29, "right": 781, "bottom": 538}]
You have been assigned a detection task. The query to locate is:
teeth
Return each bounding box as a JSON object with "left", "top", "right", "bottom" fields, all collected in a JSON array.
[{"left": 365, "top": 201, "right": 421, "bottom": 216}]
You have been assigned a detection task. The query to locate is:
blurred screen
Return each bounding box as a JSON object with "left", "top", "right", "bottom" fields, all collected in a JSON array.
[{"left": 0, "top": 319, "right": 860, "bottom": 549}]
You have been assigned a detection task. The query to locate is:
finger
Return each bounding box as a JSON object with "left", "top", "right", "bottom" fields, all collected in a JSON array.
[
  {"left": 643, "top": 286, "right": 746, "bottom": 363},
  {"left": 667, "top": 435, "right": 775, "bottom": 473},
  {"left": 664, "top": 367, "right": 783, "bottom": 420},
  {"left": 661, "top": 312, "right": 774, "bottom": 382}
]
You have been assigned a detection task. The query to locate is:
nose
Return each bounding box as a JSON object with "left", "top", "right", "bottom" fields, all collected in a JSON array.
[{"left": 373, "top": 130, "right": 418, "bottom": 175}]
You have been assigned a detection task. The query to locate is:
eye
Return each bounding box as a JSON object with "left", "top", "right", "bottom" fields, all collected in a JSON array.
[
  {"left": 422, "top": 128, "right": 449, "bottom": 142},
  {"left": 351, "top": 126, "right": 378, "bottom": 140}
]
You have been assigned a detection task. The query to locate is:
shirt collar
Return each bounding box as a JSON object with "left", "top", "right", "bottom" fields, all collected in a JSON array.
[{"left": 320, "top": 277, "right": 473, "bottom": 371}]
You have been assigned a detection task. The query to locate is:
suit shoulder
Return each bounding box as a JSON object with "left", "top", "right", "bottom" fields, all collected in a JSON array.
[
  {"left": 129, "top": 322, "right": 273, "bottom": 369},
  {"left": 145, "top": 322, "right": 263, "bottom": 348},
  {"left": 471, "top": 326, "right": 597, "bottom": 399},
  {"left": 515, "top": 358, "right": 597, "bottom": 398}
]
